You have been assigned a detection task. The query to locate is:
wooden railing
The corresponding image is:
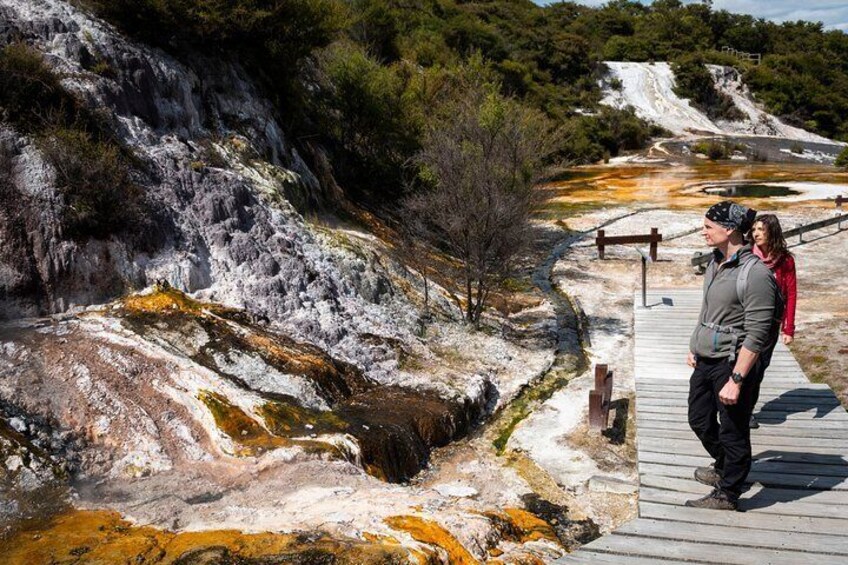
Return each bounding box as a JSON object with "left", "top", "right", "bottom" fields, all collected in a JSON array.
[
  {"left": 589, "top": 364, "right": 614, "bottom": 431},
  {"left": 597, "top": 228, "right": 662, "bottom": 261},
  {"left": 722, "top": 46, "right": 761, "bottom": 65},
  {"left": 691, "top": 210, "right": 845, "bottom": 269}
]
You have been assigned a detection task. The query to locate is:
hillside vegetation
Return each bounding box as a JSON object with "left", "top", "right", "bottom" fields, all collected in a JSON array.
[{"left": 65, "top": 0, "right": 848, "bottom": 206}]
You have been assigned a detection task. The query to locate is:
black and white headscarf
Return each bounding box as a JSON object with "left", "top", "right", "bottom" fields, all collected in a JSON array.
[{"left": 706, "top": 201, "right": 756, "bottom": 233}]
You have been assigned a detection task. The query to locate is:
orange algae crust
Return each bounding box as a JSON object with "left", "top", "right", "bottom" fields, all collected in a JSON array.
[
  {"left": 121, "top": 287, "right": 224, "bottom": 316},
  {"left": 258, "top": 399, "right": 348, "bottom": 436},
  {"left": 198, "top": 390, "right": 289, "bottom": 456},
  {"left": 385, "top": 515, "right": 479, "bottom": 565},
  {"left": 501, "top": 508, "right": 558, "bottom": 543},
  {"left": 1, "top": 509, "right": 412, "bottom": 564},
  {"left": 197, "top": 391, "right": 340, "bottom": 459},
  {"left": 246, "top": 333, "right": 343, "bottom": 382}
]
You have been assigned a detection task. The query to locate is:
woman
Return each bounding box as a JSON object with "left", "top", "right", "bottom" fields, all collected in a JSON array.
[
  {"left": 751, "top": 214, "right": 797, "bottom": 346},
  {"left": 749, "top": 214, "right": 797, "bottom": 428}
]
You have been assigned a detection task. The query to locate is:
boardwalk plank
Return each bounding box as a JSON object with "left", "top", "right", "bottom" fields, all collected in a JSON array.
[
  {"left": 639, "top": 473, "right": 848, "bottom": 505},
  {"left": 639, "top": 487, "right": 848, "bottom": 519},
  {"left": 639, "top": 501, "right": 848, "bottom": 536},
  {"left": 577, "top": 533, "right": 848, "bottom": 564},
  {"left": 639, "top": 449, "right": 848, "bottom": 470},
  {"left": 617, "top": 518, "right": 848, "bottom": 555},
  {"left": 556, "top": 551, "right": 696, "bottom": 564}
]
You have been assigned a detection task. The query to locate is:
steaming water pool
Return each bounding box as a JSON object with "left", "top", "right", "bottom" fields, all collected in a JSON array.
[{"left": 701, "top": 181, "right": 846, "bottom": 202}]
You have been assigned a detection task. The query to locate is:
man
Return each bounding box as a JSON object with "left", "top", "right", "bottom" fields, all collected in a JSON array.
[{"left": 685, "top": 201, "right": 778, "bottom": 510}]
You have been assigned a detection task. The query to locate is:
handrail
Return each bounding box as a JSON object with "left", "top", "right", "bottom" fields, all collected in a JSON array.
[
  {"left": 691, "top": 211, "right": 844, "bottom": 269},
  {"left": 597, "top": 228, "right": 662, "bottom": 261}
]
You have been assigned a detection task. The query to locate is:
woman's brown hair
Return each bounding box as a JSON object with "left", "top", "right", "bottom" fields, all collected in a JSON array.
[{"left": 753, "top": 213, "right": 791, "bottom": 260}]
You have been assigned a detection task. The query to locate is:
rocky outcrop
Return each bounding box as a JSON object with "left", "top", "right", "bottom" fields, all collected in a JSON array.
[
  {"left": 0, "top": 0, "right": 415, "bottom": 381},
  {"left": 0, "top": 289, "right": 489, "bottom": 487}
]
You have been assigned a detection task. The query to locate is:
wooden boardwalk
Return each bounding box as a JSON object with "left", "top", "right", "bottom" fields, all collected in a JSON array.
[{"left": 558, "top": 288, "right": 848, "bottom": 564}]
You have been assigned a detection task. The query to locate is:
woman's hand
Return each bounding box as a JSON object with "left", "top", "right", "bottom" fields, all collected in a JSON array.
[{"left": 782, "top": 334, "right": 794, "bottom": 345}]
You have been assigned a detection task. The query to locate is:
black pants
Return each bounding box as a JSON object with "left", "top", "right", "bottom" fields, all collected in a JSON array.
[
  {"left": 688, "top": 356, "right": 764, "bottom": 498},
  {"left": 751, "top": 338, "right": 777, "bottom": 409}
]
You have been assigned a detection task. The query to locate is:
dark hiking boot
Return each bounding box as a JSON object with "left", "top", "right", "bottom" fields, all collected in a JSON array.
[
  {"left": 750, "top": 414, "right": 759, "bottom": 429},
  {"left": 694, "top": 465, "right": 721, "bottom": 487},
  {"left": 684, "top": 488, "right": 738, "bottom": 511}
]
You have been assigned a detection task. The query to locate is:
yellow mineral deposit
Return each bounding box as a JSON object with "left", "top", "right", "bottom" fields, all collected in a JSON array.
[
  {"left": 122, "top": 286, "right": 214, "bottom": 315},
  {"left": 1, "top": 509, "right": 412, "bottom": 564},
  {"left": 501, "top": 508, "right": 559, "bottom": 544},
  {"left": 385, "top": 515, "right": 480, "bottom": 565}
]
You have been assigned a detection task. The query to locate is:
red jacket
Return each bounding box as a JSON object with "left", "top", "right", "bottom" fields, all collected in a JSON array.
[
  {"left": 754, "top": 245, "right": 797, "bottom": 337},
  {"left": 774, "top": 254, "right": 797, "bottom": 337}
]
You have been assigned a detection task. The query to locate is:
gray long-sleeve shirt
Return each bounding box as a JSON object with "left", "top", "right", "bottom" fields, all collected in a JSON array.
[{"left": 689, "top": 245, "right": 778, "bottom": 358}]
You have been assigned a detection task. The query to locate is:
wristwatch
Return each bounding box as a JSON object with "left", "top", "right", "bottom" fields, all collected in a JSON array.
[{"left": 730, "top": 372, "right": 745, "bottom": 384}]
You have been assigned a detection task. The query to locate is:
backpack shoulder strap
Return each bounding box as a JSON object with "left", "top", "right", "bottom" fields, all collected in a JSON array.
[{"left": 736, "top": 254, "right": 758, "bottom": 304}]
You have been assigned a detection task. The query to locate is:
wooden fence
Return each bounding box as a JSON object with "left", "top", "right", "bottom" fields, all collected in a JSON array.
[
  {"left": 721, "top": 46, "right": 762, "bottom": 65},
  {"left": 597, "top": 228, "right": 662, "bottom": 261},
  {"left": 691, "top": 211, "right": 844, "bottom": 269}
]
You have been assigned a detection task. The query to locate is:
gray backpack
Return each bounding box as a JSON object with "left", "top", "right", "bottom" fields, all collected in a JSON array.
[
  {"left": 735, "top": 254, "right": 786, "bottom": 347},
  {"left": 702, "top": 254, "right": 785, "bottom": 361}
]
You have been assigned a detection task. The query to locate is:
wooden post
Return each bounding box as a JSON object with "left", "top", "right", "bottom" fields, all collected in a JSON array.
[
  {"left": 595, "top": 364, "right": 609, "bottom": 390},
  {"left": 597, "top": 230, "right": 605, "bottom": 260},
  {"left": 837, "top": 195, "right": 844, "bottom": 210},
  {"left": 649, "top": 227, "right": 659, "bottom": 262},
  {"left": 797, "top": 224, "right": 804, "bottom": 244},
  {"left": 589, "top": 364, "right": 613, "bottom": 430},
  {"left": 588, "top": 391, "right": 604, "bottom": 429}
]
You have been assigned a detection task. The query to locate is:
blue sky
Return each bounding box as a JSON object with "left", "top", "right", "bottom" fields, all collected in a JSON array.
[{"left": 534, "top": 1, "right": 848, "bottom": 31}]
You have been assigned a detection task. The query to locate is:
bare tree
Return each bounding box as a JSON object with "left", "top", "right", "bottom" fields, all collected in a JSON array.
[{"left": 403, "top": 83, "right": 552, "bottom": 327}]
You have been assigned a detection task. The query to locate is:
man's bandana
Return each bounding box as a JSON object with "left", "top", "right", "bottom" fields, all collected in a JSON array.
[{"left": 706, "top": 201, "right": 756, "bottom": 233}]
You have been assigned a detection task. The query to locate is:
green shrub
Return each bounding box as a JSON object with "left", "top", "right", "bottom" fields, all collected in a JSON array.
[
  {"left": 836, "top": 146, "right": 848, "bottom": 169},
  {"left": 85, "top": 0, "right": 346, "bottom": 101},
  {"left": 0, "top": 43, "right": 76, "bottom": 133},
  {"left": 690, "top": 139, "right": 745, "bottom": 160},
  {"left": 309, "top": 40, "right": 419, "bottom": 200},
  {"left": 91, "top": 59, "right": 116, "bottom": 79},
  {"left": 40, "top": 128, "right": 141, "bottom": 239}
]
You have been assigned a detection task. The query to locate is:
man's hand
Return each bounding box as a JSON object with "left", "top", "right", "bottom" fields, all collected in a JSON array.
[
  {"left": 782, "top": 334, "right": 794, "bottom": 345},
  {"left": 687, "top": 351, "right": 697, "bottom": 368},
  {"left": 719, "top": 379, "right": 741, "bottom": 405}
]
